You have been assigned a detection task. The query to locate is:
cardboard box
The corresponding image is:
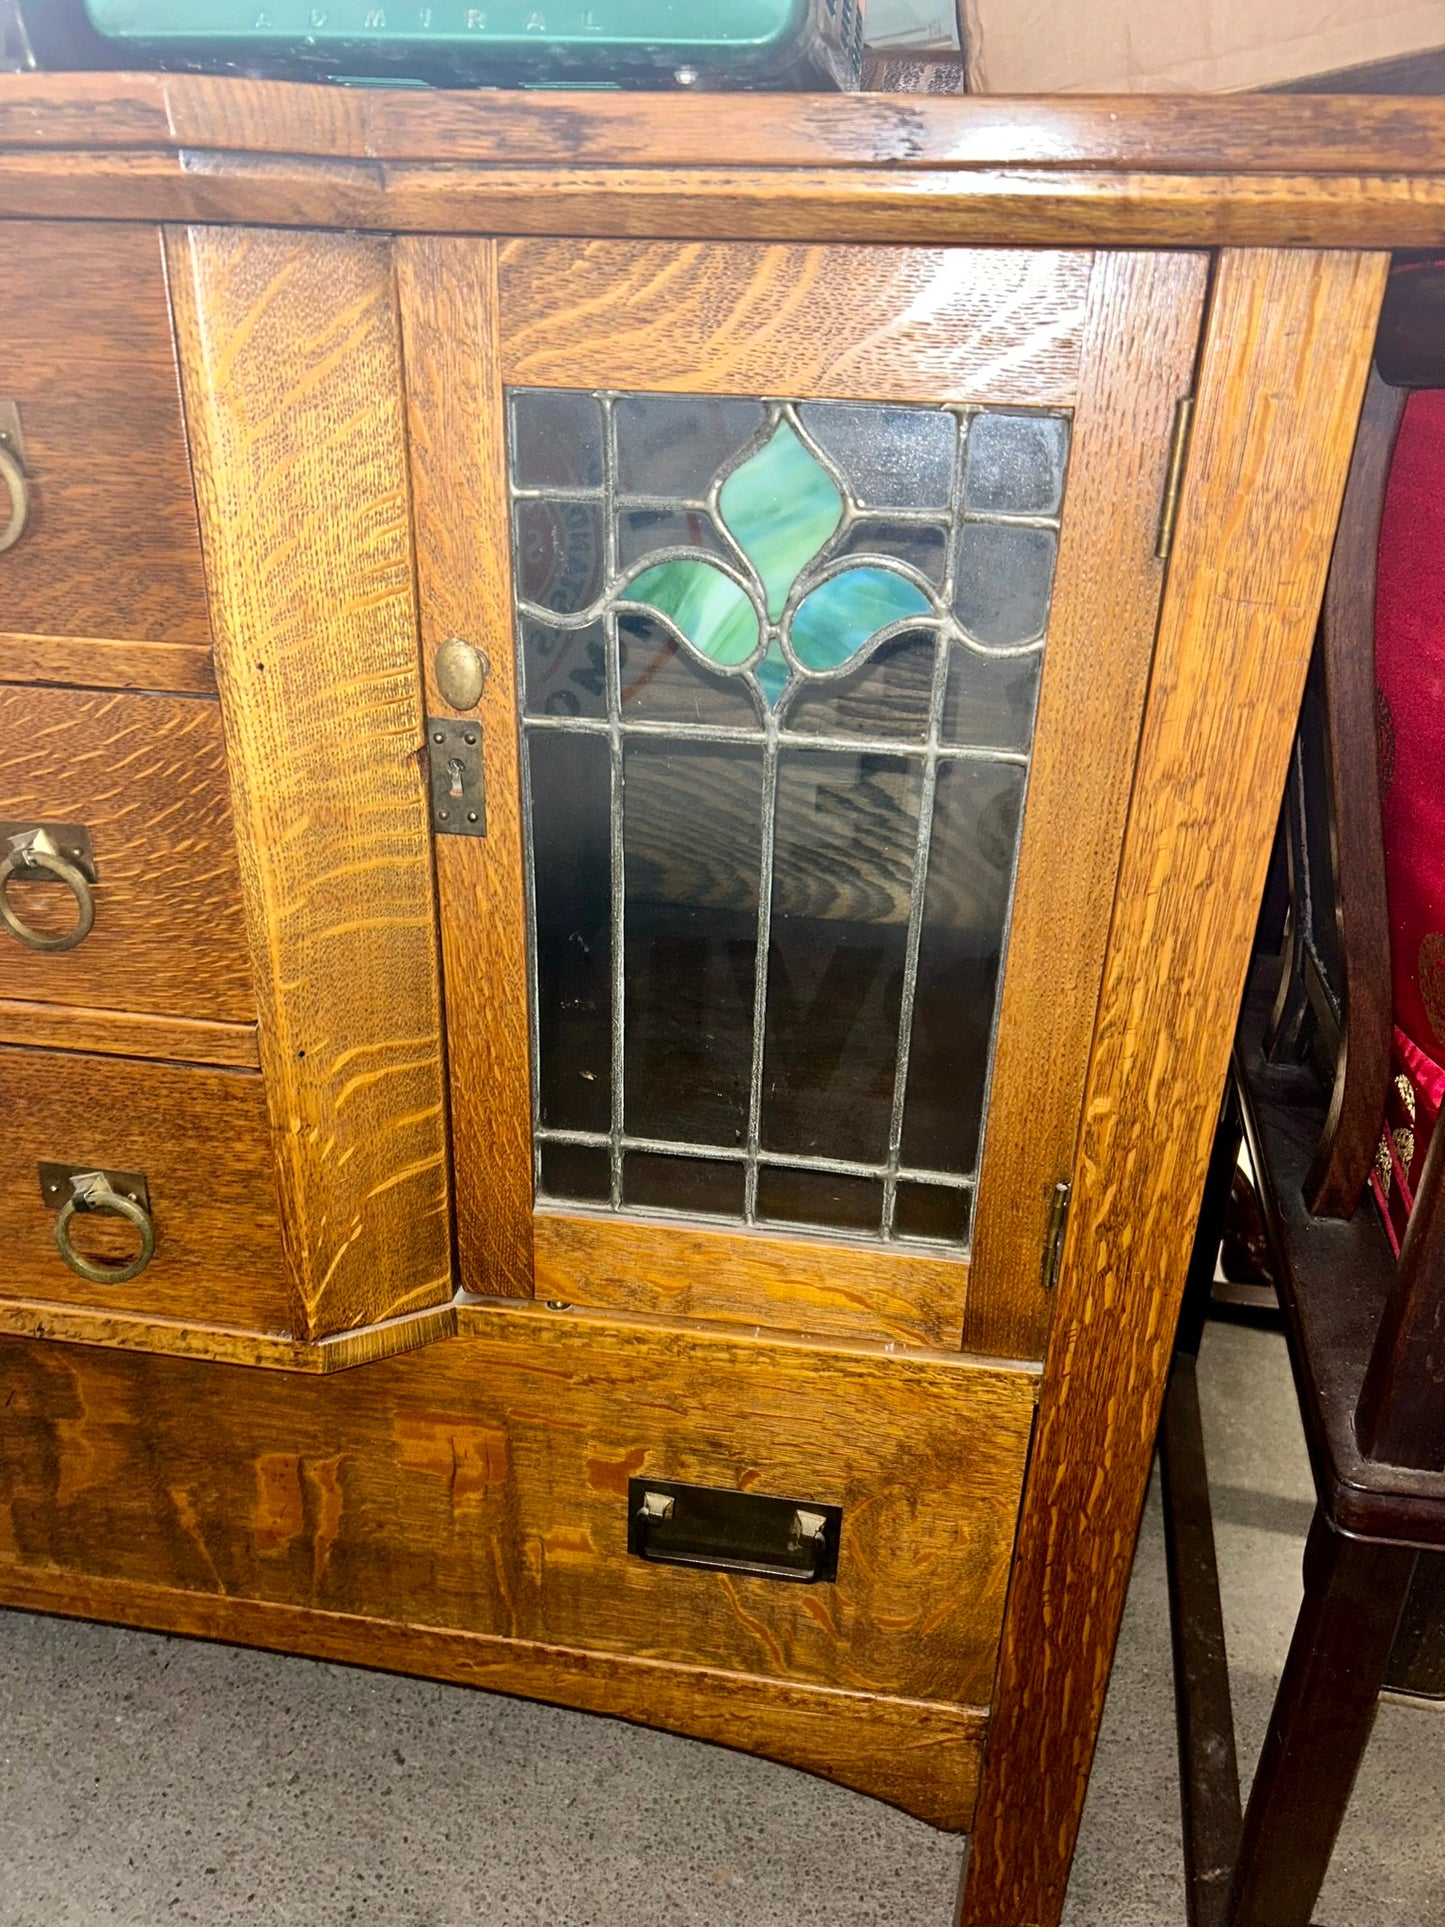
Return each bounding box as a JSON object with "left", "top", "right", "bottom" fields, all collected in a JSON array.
[{"left": 959, "top": 0, "right": 1445, "bottom": 94}]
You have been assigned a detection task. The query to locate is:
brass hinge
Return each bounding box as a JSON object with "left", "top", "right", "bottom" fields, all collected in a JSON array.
[
  {"left": 1042, "top": 1178, "right": 1072, "bottom": 1294},
  {"left": 1155, "top": 394, "right": 1195, "bottom": 562}
]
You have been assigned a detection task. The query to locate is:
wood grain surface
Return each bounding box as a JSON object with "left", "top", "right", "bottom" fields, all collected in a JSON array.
[
  {"left": 964, "top": 252, "right": 1208, "bottom": 1360},
  {"left": 0, "top": 1305, "right": 1034, "bottom": 1771},
  {"left": 0, "top": 1001, "right": 259, "bottom": 1070},
  {"left": 397, "top": 236, "right": 533, "bottom": 1300},
  {"left": 0, "top": 686, "right": 254, "bottom": 1029},
  {"left": 956, "top": 249, "right": 1390, "bottom": 1927},
  {"left": 11, "top": 74, "right": 1445, "bottom": 176},
  {"left": 0, "top": 1042, "right": 291, "bottom": 1332},
  {"left": 534, "top": 1209, "right": 969, "bottom": 1351},
  {"left": 498, "top": 242, "right": 1091, "bottom": 406},
  {"left": 0, "top": 222, "right": 213, "bottom": 680},
  {"left": 0, "top": 1550, "right": 985, "bottom": 1828},
  {"left": 0, "top": 1297, "right": 456, "bottom": 1373},
  {"left": 10, "top": 153, "right": 1445, "bottom": 250},
  {"left": 166, "top": 225, "right": 452, "bottom": 1341},
  {"left": 1306, "top": 367, "right": 1404, "bottom": 1218}
]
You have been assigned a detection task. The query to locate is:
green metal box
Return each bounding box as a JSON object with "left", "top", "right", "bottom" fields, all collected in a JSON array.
[{"left": 64, "top": 0, "right": 863, "bottom": 87}]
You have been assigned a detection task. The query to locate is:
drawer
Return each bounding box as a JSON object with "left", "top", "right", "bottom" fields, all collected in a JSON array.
[
  {"left": 0, "top": 1044, "right": 291, "bottom": 1332},
  {"left": 0, "top": 1301, "right": 1035, "bottom": 1708},
  {"left": 0, "top": 685, "right": 254, "bottom": 1031},
  {"left": 432, "top": 1307, "right": 1036, "bottom": 1706},
  {"left": 0, "top": 222, "right": 214, "bottom": 694}
]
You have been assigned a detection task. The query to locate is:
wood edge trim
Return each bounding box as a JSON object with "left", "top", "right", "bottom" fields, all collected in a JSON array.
[
  {"left": 14, "top": 157, "right": 1445, "bottom": 249},
  {"left": 0, "top": 1296, "right": 458, "bottom": 1372},
  {"left": 0, "top": 1557, "right": 986, "bottom": 1829},
  {"left": 455, "top": 1292, "right": 1041, "bottom": 1384},
  {"left": 0, "top": 634, "right": 217, "bottom": 695},
  {"left": 1307, "top": 368, "right": 1406, "bottom": 1217},
  {"left": 0, "top": 1002, "right": 261, "bottom": 1071},
  {"left": 10, "top": 75, "right": 1445, "bottom": 173}
]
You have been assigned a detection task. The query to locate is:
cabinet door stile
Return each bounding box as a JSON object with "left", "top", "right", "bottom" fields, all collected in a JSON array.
[
  {"left": 964, "top": 249, "right": 1209, "bottom": 1361},
  {"left": 397, "top": 236, "right": 535, "bottom": 1300}
]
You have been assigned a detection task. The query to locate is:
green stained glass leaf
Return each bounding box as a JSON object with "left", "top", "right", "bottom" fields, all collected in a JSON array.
[
  {"left": 719, "top": 421, "right": 843, "bottom": 619},
  {"left": 790, "top": 567, "right": 932, "bottom": 674},
  {"left": 626, "top": 558, "right": 759, "bottom": 667}
]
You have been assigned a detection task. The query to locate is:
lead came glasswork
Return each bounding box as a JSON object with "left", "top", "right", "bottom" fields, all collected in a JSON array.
[{"left": 509, "top": 388, "right": 1071, "bottom": 1247}]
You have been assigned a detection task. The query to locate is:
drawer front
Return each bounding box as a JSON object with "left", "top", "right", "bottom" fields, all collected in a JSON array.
[
  {"left": 0, "top": 222, "right": 214, "bottom": 693},
  {"left": 0, "top": 685, "right": 254, "bottom": 1027},
  {"left": 0, "top": 1302, "right": 1034, "bottom": 1708},
  {"left": 0, "top": 1044, "right": 291, "bottom": 1331}
]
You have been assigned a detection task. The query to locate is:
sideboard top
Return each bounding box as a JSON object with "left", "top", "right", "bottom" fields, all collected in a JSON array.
[{"left": 3, "top": 73, "right": 1445, "bottom": 246}]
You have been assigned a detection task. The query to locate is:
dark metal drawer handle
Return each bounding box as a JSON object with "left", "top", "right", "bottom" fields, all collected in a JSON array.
[
  {"left": 0, "top": 825, "right": 96, "bottom": 952},
  {"left": 0, "top": 436, "right": 28, "bottom": 555},
  {"left": 627, "top": 1478, "right": 842, "bottom": 1585},
  {"left": 53, "top": 1169, "right": 156, "bottom": 1286}
]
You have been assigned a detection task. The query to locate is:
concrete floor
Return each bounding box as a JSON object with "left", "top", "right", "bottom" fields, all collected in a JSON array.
[{"left": 0, "top": 1321, "right": 1441, "bottom": 1926}]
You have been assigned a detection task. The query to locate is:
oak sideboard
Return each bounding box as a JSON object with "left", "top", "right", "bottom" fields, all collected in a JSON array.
[{"left": 0, "top": 75, "right": 1431, "bottom": 1927}]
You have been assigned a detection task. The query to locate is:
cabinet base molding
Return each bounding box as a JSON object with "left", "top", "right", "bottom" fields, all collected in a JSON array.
[
  {"left": 0, "top": 1562, "right": 985, "bottom": 1830},
  {"left": 0, "top": 1296, "right": 458, "bottom": 1372}
]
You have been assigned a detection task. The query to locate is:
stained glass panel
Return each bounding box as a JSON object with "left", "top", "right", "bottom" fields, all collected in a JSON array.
[{"left": 512, "top": 389, "right": 1070, "bottom": 1247}]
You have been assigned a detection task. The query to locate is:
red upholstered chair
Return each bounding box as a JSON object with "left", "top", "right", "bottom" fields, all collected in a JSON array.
[
  {"left": 1370, "top": 383, "right": 1445, "bottom": 1268},
  {"left": 1161, "top": 260, "right": 1445, "bottom": 1927}
]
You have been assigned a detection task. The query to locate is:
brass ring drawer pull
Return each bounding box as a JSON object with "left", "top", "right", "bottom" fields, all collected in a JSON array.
[
  {"left": 0, "top": 437, "right": 29, "bottom": 555},
  {"left": 53, "top": 1170, "right": 156, "bottom": 1286},
  {"left": 0, "top": 827, "right": 96, "bottom": 952}
]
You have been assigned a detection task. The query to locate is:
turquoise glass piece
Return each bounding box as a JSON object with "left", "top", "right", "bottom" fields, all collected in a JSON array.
[
  {"left": 790, "top": 567, "right": 932, "bottom": 673},
  {"left": 757, "top": 640, "right": 791, "bottom": 707},
  {"left": 719, "top": 423, "right": 843, "bottom": 620},
  {"left": 625, "top": 559, "right": 758, "bottom": 668}
]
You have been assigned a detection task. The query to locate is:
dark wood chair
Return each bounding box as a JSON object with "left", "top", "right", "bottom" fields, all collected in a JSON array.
[{"left": 1162, "top": 260, "right": 1445, "bottom": 1927}]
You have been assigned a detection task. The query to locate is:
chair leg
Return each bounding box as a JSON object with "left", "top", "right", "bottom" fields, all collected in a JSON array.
[{"left": 1229, "top": 1510, "right": 1416, "bottom": 1927}]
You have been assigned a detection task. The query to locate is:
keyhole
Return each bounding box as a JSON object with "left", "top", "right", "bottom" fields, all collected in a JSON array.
[{"left": 447, "top": 757, "right": 465, "bottom": 798}]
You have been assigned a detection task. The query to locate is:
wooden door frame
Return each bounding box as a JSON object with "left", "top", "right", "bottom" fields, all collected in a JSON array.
[{"left": 400, "top": 237, "right": 1205, "bottom": 1356}]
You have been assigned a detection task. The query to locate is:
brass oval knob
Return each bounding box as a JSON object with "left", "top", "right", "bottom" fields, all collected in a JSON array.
[
  {"left": 0, "top": 439, "right": 29, "bottom": 556},
  {"left": 0, "top": 831, "right": 95, "bottom": 952},
  {"left": 53, "top": 1171, "right": 156, "bottom": 1286}
]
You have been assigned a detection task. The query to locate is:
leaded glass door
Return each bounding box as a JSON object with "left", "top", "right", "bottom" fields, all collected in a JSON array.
[{"left": 400, "top": 239, "right": 1207, "bottom": 1358}]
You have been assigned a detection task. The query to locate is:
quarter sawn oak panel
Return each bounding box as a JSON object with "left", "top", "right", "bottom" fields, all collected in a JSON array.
[
  {"left": 0, "top": 1043, "right": 290, "bottom": 1332},
  {"left": 0, "top": 222, "right": 213, "bottom": 688},
  {"left": 956, "top": 249, "right": 1390, "bottom": 1927},
  {"left": 0, "top": 1307, "right": 1035, "bottom": 1819},
  {"left": 0, "top": 686, "right": 254, "bottom": 1031},
  {"left": 166, "top": 224, "right": 452, "bottom": 1341},
  {"left": 498, "top": 241, "right": 1090, "bottom": 405}
]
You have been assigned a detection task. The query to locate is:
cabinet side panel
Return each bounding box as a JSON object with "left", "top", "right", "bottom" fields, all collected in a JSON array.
[
  {"left": 964, "top": 250, "right": 1209, "bottom": 1359},
  {"left": 165, "top": 225, "right": 452, "bottom": 1339},
  {"left": 396, "top": 235, "right": 533, "bottom": 1299},
  {"left": 958, "top": 248, "right": 1390, "bottom": 1927}
]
